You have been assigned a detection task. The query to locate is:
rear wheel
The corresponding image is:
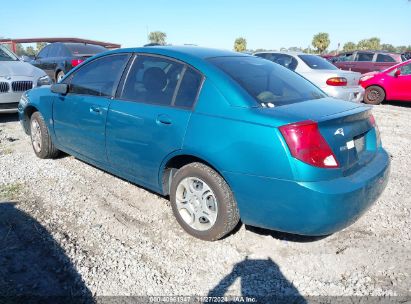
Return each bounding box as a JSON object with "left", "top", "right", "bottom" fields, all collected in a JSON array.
[
  {"left": 364, "top": 86, "right": 385, "bottom": 105},
  {"left": 170, "top": 162, "right": 240, "bottom": 241},
  {"left": 30, "top": 112, "right": 59, "bottom": 159}
]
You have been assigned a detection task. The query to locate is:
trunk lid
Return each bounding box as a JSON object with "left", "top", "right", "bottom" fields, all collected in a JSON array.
[
  {"left": 271, "top": 98, "right": 375, "bottom": 174},
  {"left": 305, "top": 69, "right": 361, "bottom": 87},
  {"left": 316, "top": 107, "right": 373, "bottom": 172}
]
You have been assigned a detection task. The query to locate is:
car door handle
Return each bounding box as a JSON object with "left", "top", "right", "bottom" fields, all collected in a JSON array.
[
  {"left": 90, "top": 106, "right": 102, "bottom": 114},
  {"left": 156, "top": 114, "right": 172, "bottom": 125}
]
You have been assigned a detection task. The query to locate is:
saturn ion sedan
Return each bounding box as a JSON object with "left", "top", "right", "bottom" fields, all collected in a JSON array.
[{"left": 18, "top": 46, "right": 390, "bottom": 241}]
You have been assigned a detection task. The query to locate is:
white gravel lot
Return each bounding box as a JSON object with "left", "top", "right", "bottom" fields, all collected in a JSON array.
[{"left": 0, "top": 103, "right": 410, "bottom": 301}]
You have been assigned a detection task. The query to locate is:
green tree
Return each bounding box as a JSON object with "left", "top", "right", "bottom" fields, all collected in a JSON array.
[
  {"left": 343, "top": 42, "right": 357, "bottom": 52},
  {"left": 396, "top": 45, "right": 409, "bottom": 53},
  {"left": 381, "top": 43, "right": 396, "bottom": 52},
  {"left": 36, "top": 42, "right": 47, "bottom": 53},
  {"left": 15, "top": 43, "right": 25, "bottom": 56},
  {"left": 357, "top": 39, "right": 369, "bottom": 50},
  {"left": 368, "top": 37, "right": 381, "bottom": 50},
  {"left": 312, "top": 32, "right": 330, "bottom": 54},
  {"left": 25, "top": 46, "right": 36, "bottom": 56},
  {"left": 357, "top": 38, "right": 380, "bottom": 50},
  {"left": 233, "top": 37, "right": 247, "bottom": 52},
  {"left": 148, "top": 31, "right": 167, "bottom": 45}
]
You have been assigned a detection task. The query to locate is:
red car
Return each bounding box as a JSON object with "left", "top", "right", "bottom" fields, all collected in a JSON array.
[
  {"left": 334, "top": 51, "right": 404, "bottom": 74},
  {"left": 359, "top": 60, "right": 411, "bottom": 104}
]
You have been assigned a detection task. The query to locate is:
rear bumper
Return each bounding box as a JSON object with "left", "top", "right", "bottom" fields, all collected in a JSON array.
[
  {"left": 225, "top": 149, "right": 390, "bottom": 235},
  {"left": 322, "top": 86, "right": 365, "bottom": 103}
]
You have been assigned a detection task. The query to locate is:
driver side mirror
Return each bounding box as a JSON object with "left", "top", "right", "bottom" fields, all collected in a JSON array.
[
  {"left": 51, "top": 83, "right": 68, "bottom": 95},
  {"left": 394, "top": 69, "right": 401, "bottom": 77}
]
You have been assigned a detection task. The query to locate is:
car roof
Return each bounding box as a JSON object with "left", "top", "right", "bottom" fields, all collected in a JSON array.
[
  {"left": 254, "top": 51, "right": 311, "bottom": 57},
  {"left": 117, "top": 45, "right": 246, "bottom": 60}
]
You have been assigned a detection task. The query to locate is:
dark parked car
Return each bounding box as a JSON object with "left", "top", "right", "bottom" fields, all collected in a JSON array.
[
  {"left": 31, "top": 42, "right": 108, "bottom": 82},
  {"left": 333, "top": 51, "right": 404, "bottom": 74}
]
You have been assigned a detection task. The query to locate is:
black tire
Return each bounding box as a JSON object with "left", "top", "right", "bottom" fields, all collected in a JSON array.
[
  {"left": 170, "top": 162, "right": 240, "bottom": 241},
  {"left": 30, "top": 112, "right": 60, "bottom": 159},
  {"left": 364, "top": 86, "right": 385, "bottom": 105},
  {"left": 56, "top": 70, "right": 65, "bottom": 83}
]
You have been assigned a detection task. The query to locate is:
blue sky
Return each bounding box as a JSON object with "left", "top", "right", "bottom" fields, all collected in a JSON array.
[{"left": 1, "top": 0, "right": 410, "bottom": 51}]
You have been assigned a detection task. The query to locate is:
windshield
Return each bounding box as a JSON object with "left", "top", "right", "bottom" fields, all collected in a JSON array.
[
  {"left": 66, "top": 43, "right": 107, "bottom": 56},
  {"left": 208, "top": 56, "right": 326, "bottom": 107},
  {"left": 0, "top": 45, "right": 19, "bottom": 61},
  {"left": 298, "top": 54, "right": 338, "bottom": 70}
]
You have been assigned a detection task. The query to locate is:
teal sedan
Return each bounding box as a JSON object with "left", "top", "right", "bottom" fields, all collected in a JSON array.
[{"left": 18, "top": 46, "right": 390, "bottom": 241}]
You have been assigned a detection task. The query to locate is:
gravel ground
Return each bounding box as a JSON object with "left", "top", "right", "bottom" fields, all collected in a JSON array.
[{"left": 0, "top": 104, "right": 410, "bottom": 301}]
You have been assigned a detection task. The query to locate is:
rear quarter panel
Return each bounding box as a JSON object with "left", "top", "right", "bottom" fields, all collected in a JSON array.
[{"left": 181, "top": 80, "right": 294, "bottom": 181}]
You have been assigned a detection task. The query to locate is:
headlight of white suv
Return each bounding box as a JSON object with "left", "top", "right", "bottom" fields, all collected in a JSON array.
[{"left": 37, "top": 75, "right": 52, "bottom": 87}]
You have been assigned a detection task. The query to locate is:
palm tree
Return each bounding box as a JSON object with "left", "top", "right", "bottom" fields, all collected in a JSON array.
[
  {"left": 148, "top": 31, "right": 167, "bottom": 45},
  {"left": 312, "top": 32, "right": 330, "bottom": 54}
]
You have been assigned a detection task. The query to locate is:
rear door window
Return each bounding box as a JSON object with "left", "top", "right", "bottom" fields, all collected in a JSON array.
[
  {"left": 174, "top": 67, "right": 203, "bottom": 108},
  {"left": 271, "top": 54, "right": 298, "bottom": 71},
  {"left": 120, "top": 55, "right": 184, "bottom": 106},
  {"left": 356, "top": 52, "right": 374, "bottom": 62},
  {"left": 69, "top": 54, "right": 130, "bottom": 97},
  {"left": 376, "top": 54, "right": 396, "bottom": 63}
]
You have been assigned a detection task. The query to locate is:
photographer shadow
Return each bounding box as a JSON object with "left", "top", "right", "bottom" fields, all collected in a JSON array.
[
  {"left": 0, "top": 202, "right": 93, "bottom": 303},
  {"left": 208, "top": 257, "right": 306, "bottom": 304}
]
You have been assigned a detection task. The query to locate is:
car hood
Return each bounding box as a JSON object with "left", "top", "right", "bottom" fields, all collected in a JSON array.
[{"left": 0, "top": 61, "right": 43, "bottom": 77}]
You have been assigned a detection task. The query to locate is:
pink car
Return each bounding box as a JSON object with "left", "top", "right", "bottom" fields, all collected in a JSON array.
[{"left": 359, "top": 60, "right": 411, "bottom": 104}]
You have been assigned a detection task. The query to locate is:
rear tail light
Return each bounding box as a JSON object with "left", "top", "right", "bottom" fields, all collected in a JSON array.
[
  {"left": 369, "top": 113, "right": 381, "bottom": 147},
  {"left": 71, "top": 59, "right": 84, "bottom": 67},
  {"left": 279, "top": 120, "right": 339, "bottom": 168},
  {"left": 326, "top": 77, "right": 347, "bottom": 86}
]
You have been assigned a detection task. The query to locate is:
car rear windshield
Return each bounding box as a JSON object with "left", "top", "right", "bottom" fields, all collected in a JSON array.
[
  {"left": 65, "top": 43, "right": 107, "bottom": 56},
  {"left": 298, "top": 54, "right": 338, "bottom": 70},
  {"left": 208, "top": 56, "right": 326, "bottom": 107}
]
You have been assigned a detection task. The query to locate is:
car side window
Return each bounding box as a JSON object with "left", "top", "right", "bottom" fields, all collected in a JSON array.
[
  {"left": 376, "top": 54, "right": 396, "bottom": 63},
  {"left": 274, "top": 54, "right": 298, "bottom": 71},
  {"left": 174, "top": 67, "right": 203, "bottom": 108},
  {"left": 356, "top": 52, "right": 374, "bottom": 62},
  {"left": 400, "top": 63, "right": 411, "bottom": 75},
  {"left": 69, "top": 54, "right": 130, "bottom": 97},
  {"left": 37, "top": 45, "right": 50, "bottom": 59},
  {"left": 121, "top": 55, "right": 184, "bottom": 106},
  {"left": 48, "top": 44, "right": 58, "bottom": 57},
  {"left": 255, "top": 53, "right": 268, "bottom": 59}
]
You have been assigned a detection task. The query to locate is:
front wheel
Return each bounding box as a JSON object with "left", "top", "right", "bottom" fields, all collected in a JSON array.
[
  {"left": 170, "top": 162, "right": 240, "bottom": 241},
  {"left": 30, "top": 112, "right": 60, "bottom": 159},
  {"left": 364, "top": 86, "right": 385, "bottom": 105}
]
